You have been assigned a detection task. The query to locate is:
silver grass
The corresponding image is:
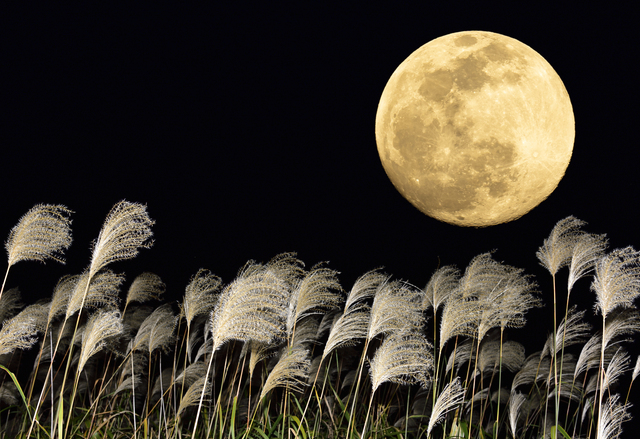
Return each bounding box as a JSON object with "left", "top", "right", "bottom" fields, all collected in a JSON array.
[
  {"left": 0, "top": 303, "right": 50, "bottom": 355},
  {"left": 210, "top": 270, "right": 286, "bottom": 351},
  {"left": 307, "top": 355, "right": 338, "bottom": 386},
  {"left": 120, "top": 349, "right": 148, "bottom": 379},
  {"left": 446, "top": 338, "right": 474, "bottom": 374},
  {"left": 545, "top": 357, "right": 580, "bottom": 399},
  {"left": 87, "top": 200, "right": 154, "bottom": 279},
  {"left": 260, "top": 346, "right": 310, "bottom": 401},
  {"left": 115, "top": 375, "right": 142, "bottom": 394},
  {"left": 478, "top": 340, "right": 525, "bottom": 374},
  {"left": 182, "top": 268, "right": 222, "bottom": 329},
  {"left": 512, "top": 354, "right": 550, "bottom": 391},
  {"left": 368, "top": 331, "right": 432, "bottom": 394},
  {"left": 541, "top": 306, "right": 590, "bottom": 358},
  {"left": 174, "top": 362, "right": 208, "bottom": 388},
  {"left": 422, "top": 265, "right": 460, "bottom": 312},
  {"left": 602, "top": 309, "right": 640, "bottom": 352},
  {"left": 439, "top": 294, "right": 484, "bottom": 353},
  {"left": 0, "top": 383, "right": 20, "bottom": 407},
  {"left": 592, "top": 246, "right": 640, "bottom": 318},
  {"left": 186, "top": 319, "right": 204, "bottom": 363},
  {"left": 427, "top": 377, "right": 465, "bottom": 437},
  {"left": 48, "top": 275, "right": 76, "bottom": 324},
  {"left": 368, "top": 279, "right": 424, "bottom": 340},
  {"left": 151, "top": 367, "right": 174, "bottom": 398},
  {"left": 125, "top": 272, "right": 165, "bottom": 309},
  {"left": 601, "top": 348, "right": 629, "bottom": 394},
  {"left": 575, "top": 334, "right": 605, "bottom": 378},
  {"left": 341, "top": 369, "right": 359, "bottom": 392},
  {"left": 0, "top": 288, "right": 22, "bottom": 324},
  {"left": 133, "top": 304, "right": 176, "bottom": 355},
  {"left": 456, "top": 252, "right": 517, "bottom": 299},
  {"left": 537, "top": 216, "right": 586, "bottom": 276},
  {"left": 247, "top": 341, "right": 271, "bottom": 378},
  {"left": 66, "top": 269, "right": 124, "bottom": 319},
  {"left": 5, "top": 204, "right": 73, "bottom": 267},
  {"left": 597, "top": 393, "right": 631, "bottom": 439},
  {"left": 322, "top": 303, "right": 370, "bottom": 360},
  {"left": 290, "top": 317, "right": 320, "bottom": 347},
  {"left": 633, "top": 355, "right": 640, "bottom": 381},
  {"left": 568, "top": 232, "right": 608, "bottom": 295},
  {"left": 122, "top": 306, "right": 153, "bottom": 337},
  {"left": 547, "top": 380, "right": 584, "bottom": 404},
  {"left": 469, "top": 388, "right": 490, "bottom": 405},
  {"left": 343, "top": 269, "right": 388, "bottom": 311},
  {"left": 210, "top": 254, "right": 302, "bottom": 351},
  {"left": 148, "top": 305, "right": 176, "bottom": 354},
  {"left": 508, "top": 391, "right": 526, "bottom": 437},
  {"left": 582, "top": 396, "right": 594, "bottom": 423},
  {"left": 477, "top": 270, "right": 539, "bottom": 341},
  {"left": 586, "top": 374, "right": 600, "bottom": 395},
  {"left": 286, "top": 264, "right": 343, "bottom": 338},
  {"left": 194, "top": 338, "right": 212, "bottom": 364},
  {"left": 177, "top": 375, "right": 211, "bottom": 417},
  {"left": 316, "top": 310, "right": 339, "bottom": 339},
  {"left": 77, "top": 310, "right": 123, "bottom": 374},
  {"left": 321, "top": 270, "right": 387, "bottom": 359}
]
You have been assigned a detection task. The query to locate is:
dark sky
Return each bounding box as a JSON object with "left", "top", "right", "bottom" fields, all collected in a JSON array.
[{"left": 2, "top": 3, "right": 637, "bottom": 343}]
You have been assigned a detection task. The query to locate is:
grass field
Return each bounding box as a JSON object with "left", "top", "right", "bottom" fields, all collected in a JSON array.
[{"left": 0, "top": 203, "right": 637, "bottom": 438}]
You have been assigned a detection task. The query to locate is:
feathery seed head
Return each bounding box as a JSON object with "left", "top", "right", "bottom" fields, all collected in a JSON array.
[
  {"left": 78, "top": 309, "right": 123, "bottom": 374},
  {"left": 537, "top": 216, "right": 586, "bottom": 276},
  {"left": 0, "top": 288, "right": 23, "bottom": 324},
  {"left": 89, "top": 200, "right": 154, "bottom": 278},
  {"left": 368, "top": 331, "right": 433, "bottom": 394},
  {"left": 423, "top": 265, "right": 460, "bottom": 312},
  {"left": 260, "top": 346, "right": 310, "bottom": 401},
  {"left": 125, "top": 272, "right": 165, "bottom": 308},
  {"left": 592, "top": 246, "right": 640, "bottom": 317},
  {"left": 182, "top": 268, "right": 222, "bottom": 329},
  {"left": 66, "top": 269, "right": 124, "bottom": 320},
  {"left": 5, "top": 204, "right": 73, "bottom": 267},
  {"left": 0, "top": 303, "right": 50, "bottom": 355}
]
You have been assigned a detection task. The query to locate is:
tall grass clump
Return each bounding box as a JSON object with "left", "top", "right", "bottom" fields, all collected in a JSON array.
[{"left": 0, "top": 208, "right": 638, "bottom": 439}]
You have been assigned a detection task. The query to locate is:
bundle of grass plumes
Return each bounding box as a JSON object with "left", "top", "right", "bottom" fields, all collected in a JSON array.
[{"left": 0, "top": 207, "right": 637, "bottom": 439}]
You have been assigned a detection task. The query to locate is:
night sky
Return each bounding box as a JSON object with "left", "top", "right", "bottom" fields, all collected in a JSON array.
[{"left": 2, "top": 3, "right": 637, "bottom": 358}]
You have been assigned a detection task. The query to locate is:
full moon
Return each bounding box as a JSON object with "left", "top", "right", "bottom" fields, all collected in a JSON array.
[{"left": 375, "top": 31, "right": 574, "bottom": 227}]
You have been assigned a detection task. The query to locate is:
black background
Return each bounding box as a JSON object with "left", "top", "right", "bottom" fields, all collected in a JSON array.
[{"left": 2, "top": 2, "right": 638, "bottom": 410}]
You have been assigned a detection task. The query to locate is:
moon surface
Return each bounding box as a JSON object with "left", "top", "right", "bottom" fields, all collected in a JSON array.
[{"left": 375, "top": 31, "right": 574, "bottom": 227}]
